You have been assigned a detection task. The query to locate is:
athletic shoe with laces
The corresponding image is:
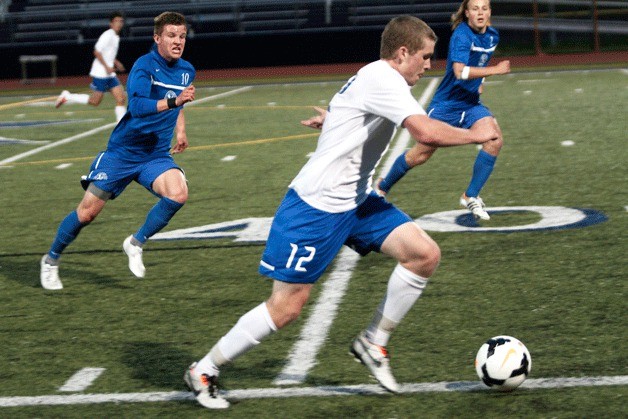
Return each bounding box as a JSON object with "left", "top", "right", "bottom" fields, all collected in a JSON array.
[
  {"left": 350, "top": 331, "right": 400, "bottom": 393},
  {"left": 184, "top": 362, "right": 230, "bottom": 409},
  {"left": 55, "top": 90, "right": 69, "bottom": 108},
  {"left": 40, "top": 255, "right": 63, "bottom": 290},
  {"left": 460, "top": 194, "right": 490, "bottom": 220},
  {"left": 123, "top": 235, "right": 145, "bottom": 278}
]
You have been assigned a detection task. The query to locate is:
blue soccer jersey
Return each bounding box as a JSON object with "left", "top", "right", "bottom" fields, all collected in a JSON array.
[
  {"left": 107, "top": 47, "right": 195, "bottom": 161},
  {"left": 430, "top": 22, "right": 499, "bottom": 109}
]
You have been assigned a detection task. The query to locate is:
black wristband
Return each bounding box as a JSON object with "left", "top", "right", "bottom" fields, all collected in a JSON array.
[{"left": 167, "top": 97, "right": 177, "bottom": 109}]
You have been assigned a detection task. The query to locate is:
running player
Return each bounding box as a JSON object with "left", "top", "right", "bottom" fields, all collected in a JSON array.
[
  {"left": 183, "top": 15, "right": 498, "bottom": 409},
  {"left": 41, "top": 12, "right": 195, "bottom": 290},
  {"left": 55, "top": 11, "right": 127, "bottom": 122},
  {"left": 377, "top": 0, "right": 510, "bottom": 220}
]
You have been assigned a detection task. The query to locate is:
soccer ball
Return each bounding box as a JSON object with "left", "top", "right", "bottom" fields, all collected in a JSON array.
[{"left": 475, "top": 335, "right": 531, "bottom": 392}]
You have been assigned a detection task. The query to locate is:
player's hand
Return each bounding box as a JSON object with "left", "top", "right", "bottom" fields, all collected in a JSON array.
[
  {"left": 494, "top": 60, "right": 511, "bottom": 75},
  {"left": 176, "top": 85, "right": 195, "bottom": 106},
  {"left": 470, "top": 119, "right": 499, "bottom": 144},
  {"left": 300, "top": 106, "right": 327, "bottom": 130},
  {"left": 172, "top": 131, "right": 188, "bottom": 154}
]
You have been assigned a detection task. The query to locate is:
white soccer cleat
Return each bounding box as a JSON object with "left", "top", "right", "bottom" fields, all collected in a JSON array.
[
  {"left": 123, "top": 235, "right": 145, "bottom": 278},
  {"left": 350, "top": 332, "right": 400, "bottom": 393},
  {"left": 55, "top": 90, "right": 69, "bottom": 108},
  {"left": 460, "top": 194, "right": 490, "bottom": 220},
  {"left": 184, "top": 362, "right": 230, "bottom": 409},
  {"left": 40, "top": 255, "right": 63, "bottom": 290}
]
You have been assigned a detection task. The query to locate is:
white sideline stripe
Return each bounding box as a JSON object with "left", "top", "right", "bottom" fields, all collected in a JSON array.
[
  {"left": 59, "top": 368, "right": 106, "bottom": 392},
  {"left": 273, "top": 77, "right": 441, "bottom": 386},
  {"left": 184, "top": 86, "right": 252, "bottom": 107},
  {"left": 1, "top": 376, "right": 626, "bottom": 407},
  {"left": 0, "top": 87, "right": 252, "bottom": 167},
  {"left": 273, "top": 248, "right": 360, "bottom": 385},
  {"left": 0, "top": 123, "right": 117, "bottom": 166}
]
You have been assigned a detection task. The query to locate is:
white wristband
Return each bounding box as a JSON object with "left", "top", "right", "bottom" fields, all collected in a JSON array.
[{"left": 461, "top": 66, "right": 471, "bottom": 80}]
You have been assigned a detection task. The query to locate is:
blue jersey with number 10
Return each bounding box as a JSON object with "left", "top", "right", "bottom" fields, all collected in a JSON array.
[
  {"left": 107, "top": 47, "right": 195, "bottom": 162},
  {"left": 430, "top": 22, "right": 499, "bottom": 110}
]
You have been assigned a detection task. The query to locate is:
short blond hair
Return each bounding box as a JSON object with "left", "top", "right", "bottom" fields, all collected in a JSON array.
[{"left": 380, "top": 16, "right": 437, "bottom": 59}]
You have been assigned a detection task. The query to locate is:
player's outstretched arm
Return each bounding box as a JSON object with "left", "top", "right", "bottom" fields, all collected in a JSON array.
[
  {"left": 452, "top": 60, "right": 510, "bottom": 80},
  {"left": 300, "top": 106, "right": 327, "bottom": 130},
  {"left": 404, "top": 114, "right": 498, "bottom": 148}
]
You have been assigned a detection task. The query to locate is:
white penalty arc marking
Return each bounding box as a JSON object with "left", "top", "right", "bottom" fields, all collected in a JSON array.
[
  {"left": 0, "top": 376, "right": 626, "bottom": 407},
  {"left": 59, "top": 368, "right": 106, "bottom": 392},
  {"left": 273, "top": 77, "right": 441, "bottom": 386}
]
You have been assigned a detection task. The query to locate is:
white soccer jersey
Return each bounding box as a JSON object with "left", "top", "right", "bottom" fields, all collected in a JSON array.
[
  {"left": 290, "top": 60, "right": 425, "bottom": 213},
  {"left": 89, "top": 28, "right": 120, "bottom": 78}
]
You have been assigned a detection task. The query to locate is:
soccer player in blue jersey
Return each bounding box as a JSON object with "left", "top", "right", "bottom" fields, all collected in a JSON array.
[
  {"left": 376, "top": 0, "right": 510, "bottom": 220},
  {"left": 40, "top": 12, "right": 195, "bottom": 290},
  {"left": 183, "top": 16, "right": 497, "bottom": 409}
]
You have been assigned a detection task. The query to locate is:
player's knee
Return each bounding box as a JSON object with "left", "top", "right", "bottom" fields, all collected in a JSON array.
[
  {"left": 76, "top": 207, "right": 99, "bottom": 224},
  {"left": 406, "top": 241, "right": 441, "bottom": 278},
  {"left": 406, "top": 149, "right": 435, "bottom": 167},
  {"left": 168, "top": 188, "right": 188, "bottom": 204}
]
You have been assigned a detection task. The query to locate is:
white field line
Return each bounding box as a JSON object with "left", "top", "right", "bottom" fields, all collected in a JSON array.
[
  {"left": 0, "top": 87, "right": 253, "bottom": 167},
  {"left": 0, "top": 122, "right": 117, "bottom": 166},
  {"left": 273, "top": 77, "right": 441, "bottom": 385},
  {"left": 59, "top": 368, "right": 106, "bottom": 392},
  {"left": 1, "top": 376, "right": 626, "bottom": 407}
]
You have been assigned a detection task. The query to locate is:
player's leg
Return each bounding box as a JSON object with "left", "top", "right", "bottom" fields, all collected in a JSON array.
[
  {"left": 460, "top": 112, "right": 503, "bottom": 220},
  {"left": 109, "top": 79, "right": 126, "bottom": 122},
  {"left": 186, "top": 189, "right": 348, "bottom": 409},
  {"left": 376, "top": 143, "right": 437, "bottom": 195},
  {"left": 41, "top": 186, "right": 109, "bottom": 290},
  {"left": 125, "top": 164, "right": 188, "bottom": 277},
  {"left": 347, "top": 196, "right": 440, "bottom": 392}
]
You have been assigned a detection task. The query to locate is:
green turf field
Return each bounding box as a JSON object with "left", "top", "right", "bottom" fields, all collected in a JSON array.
[{"left": 0, "top": 67, "right": 626, "bottom": 417}]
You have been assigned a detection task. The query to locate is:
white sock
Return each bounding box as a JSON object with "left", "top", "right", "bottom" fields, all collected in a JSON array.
[
  {"left": 115, "top": 105, "right": 126, "bottom": 122},
  {"left": 366, "top": 264, "right": 428, "bottom": 347},
  {"left": 66, "top": 93, "right": 89, "bottom": 105},
  {"left": 196, "top": 302, "right": 277, "bottom": 376}
]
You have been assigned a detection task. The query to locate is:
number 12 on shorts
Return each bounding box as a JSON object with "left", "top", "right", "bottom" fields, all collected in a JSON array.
[{"left": 286, "top": 243, "right": 316, "bottom": 272}]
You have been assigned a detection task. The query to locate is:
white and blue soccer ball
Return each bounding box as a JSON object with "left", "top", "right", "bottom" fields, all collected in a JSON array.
[{"left": 475, "top": 335, "right": 532, "bottom": 392}]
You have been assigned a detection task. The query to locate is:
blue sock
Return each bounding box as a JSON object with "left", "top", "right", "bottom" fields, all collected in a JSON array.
[
  {"left": 465, "top": 150, "right": 497, "bottom": 198},
  {"left": 134, "top": 197, "right": 184, "bottom": 244},
  {"left": 48, "top": 210, "right": 86, "bottom": 260},
  {"left": 379, "top": 151, "right": 410, "bottom": 193}
]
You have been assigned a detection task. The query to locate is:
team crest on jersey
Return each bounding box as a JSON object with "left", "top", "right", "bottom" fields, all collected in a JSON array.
[
  {"left": 479, "top": 53, "right": 488, "bottom": 67},
  {"left": 165, "top": 90, "right": 177, "bottom": 99}
]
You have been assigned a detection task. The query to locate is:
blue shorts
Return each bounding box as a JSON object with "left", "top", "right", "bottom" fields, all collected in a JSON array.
[
  {"left": 259, "top": 189, "right": 412, "bottom": 284},
  {"left": 428, "top": 104, "right": 493, "bottom": 129},
  {"left": 90, "top": 76, "right": 121, "bottom": 93},
  {"left": 81, "top": 151, "right": 181, "bottom": 199}
]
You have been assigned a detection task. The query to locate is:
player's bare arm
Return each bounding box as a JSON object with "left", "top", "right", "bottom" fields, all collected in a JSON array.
[
  {"left": 171, "top": 111, "right": 188, "bottom": 154},
  {"left": 453, "top": 60, "right": 510, "bottom": 79},
  {"left": 300, "top": 106, "right": 327, "bottom": 130},
  {"left": 404, "top": 114, "right": 497, "bottom": 147}
]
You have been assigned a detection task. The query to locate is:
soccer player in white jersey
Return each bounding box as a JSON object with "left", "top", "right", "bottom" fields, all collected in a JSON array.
[
  {"left": 183, "top": 15, "right": 498, "bottom": 409},
  {"left": 55, "top": 11, "right": 127, "bottom": 123},
  {"left": 376, "top": 0, "right": 510, "bottom": 220}
]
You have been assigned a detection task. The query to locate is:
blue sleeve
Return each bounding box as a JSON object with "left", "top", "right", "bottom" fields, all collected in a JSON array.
[
  {"left": 126, "top": 65, "right": 159, "bottom": 118},
  {"left": 449, "top": 28, "right": 471, "bottom": 65}
]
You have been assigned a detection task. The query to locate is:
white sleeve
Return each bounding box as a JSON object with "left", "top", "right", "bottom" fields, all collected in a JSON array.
[
  {"left": 363, "top": 73, "right": 425, "bottom": 126},
  {"left": 93, "top": 30, "right": 111, "bottom": 53}
]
